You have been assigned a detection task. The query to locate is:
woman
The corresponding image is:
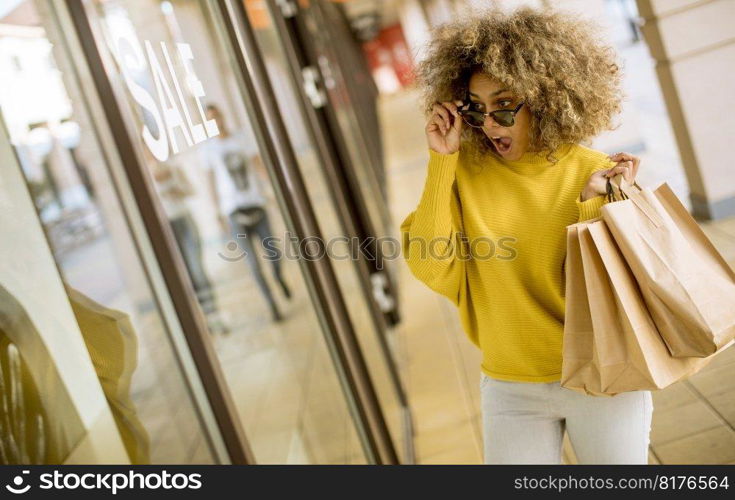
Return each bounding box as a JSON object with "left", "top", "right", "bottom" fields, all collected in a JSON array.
[{"left": 400, "top": 7, "right": 652, "bottom": 464}]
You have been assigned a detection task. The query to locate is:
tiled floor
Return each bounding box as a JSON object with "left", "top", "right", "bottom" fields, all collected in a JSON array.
[{"left": 381, "top": 86, "right": 735, "bottom": 465}]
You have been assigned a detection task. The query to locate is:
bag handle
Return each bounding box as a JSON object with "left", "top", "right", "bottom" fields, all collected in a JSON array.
[
  {"left": 605, "top": 172, "right": 645, "bottom": 200},
  {"left": 606, "top": 174, "right": 663, "bottom": 228}
]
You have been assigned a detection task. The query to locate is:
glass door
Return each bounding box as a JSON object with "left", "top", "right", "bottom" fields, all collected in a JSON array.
[
  {"left": 65, "top": 0, "right": 377, "bottom": 463},
  {"left": 286, "top": 0, "right": 403, "bottom": 330},
  {"left": 0, "top": 0, "right": 221, "bottom": 463},
  {"left": 240, "top": 0, "right": 415, "bottom": 463},
  {"left": 300, "top": 1, "right": 395, "bottom": 233}
]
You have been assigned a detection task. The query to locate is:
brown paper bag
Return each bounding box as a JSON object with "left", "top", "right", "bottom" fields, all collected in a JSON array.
[
  {"left": 602, "top": 178, "right": 735, "bottom": 357},
  {"left": 581, "top": 220, "right": 727, "bottom": 394},
  {"left": 561, "top": 222, "right": 606, "bottom": 396},
  {"left": 562, "top": 218, "right": 733, "bottom": 396}
]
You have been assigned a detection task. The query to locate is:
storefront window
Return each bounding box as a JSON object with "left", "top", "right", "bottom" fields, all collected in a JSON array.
[
  {"left": 0, "top": 0, "right": 215, "bottom": 464},
  {"left": 78, "top": 0, "right": 368, "bottom": 463}
]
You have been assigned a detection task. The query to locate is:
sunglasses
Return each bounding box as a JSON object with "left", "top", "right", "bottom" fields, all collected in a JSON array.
[{"left": 458, "top": 100, "right": 525, "bottom": 128}]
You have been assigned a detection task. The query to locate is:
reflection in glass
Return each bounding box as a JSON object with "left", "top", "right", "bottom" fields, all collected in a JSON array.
[
  {"left": 65, "top": 284, "right": 151, "bottom": 464},
  {"left": 246, "top": 2, "right": 409, "bottom": 461},
  {"left": 0, "top": 283, "right": 86, "bottom": 464},
  {"left": 86, "top": 0, "right": 368, "bottom": 463},
  {"left": 300, "top": 2, "right": 393, "bottom": 242},
  {"left": 203, "top": 104, "right": 291, "bottom": 323},
  {"left": 0, "top": 0, "right": 215, "bottom": 463}
]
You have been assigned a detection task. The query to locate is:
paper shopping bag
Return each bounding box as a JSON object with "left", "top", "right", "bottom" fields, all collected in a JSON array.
[
  {"left": 561, "top": 222, "right": 606, "bottom": 396},
  {"left": 580, "top": 220, "right": 726, "bottom": 394},
  {"left": 601, "top": 178, "right": 735, "bottom": 357}
]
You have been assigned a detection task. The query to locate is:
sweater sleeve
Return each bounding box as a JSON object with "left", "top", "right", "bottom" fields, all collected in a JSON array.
[
  {"left": 576, "top": 158, "right": 617, "bottom": 222},
  {"left": 576, "top": 193, "right": 608, "bottom": 222},
  {"left": 400, "top": 149, "right": 466, "bottom": 305}
]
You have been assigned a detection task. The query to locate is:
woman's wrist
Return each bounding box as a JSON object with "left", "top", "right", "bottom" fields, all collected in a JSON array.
[{"left": 579, "top": 186, "right": 599, "bottom": 202}]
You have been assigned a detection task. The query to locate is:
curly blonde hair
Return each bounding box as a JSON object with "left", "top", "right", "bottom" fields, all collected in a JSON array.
[{"left": 416, "top": 6, "right": 623, "bottom": 162}]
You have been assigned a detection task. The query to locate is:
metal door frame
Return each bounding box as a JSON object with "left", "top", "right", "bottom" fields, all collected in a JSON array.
[
  {"left": 291, "top": 0, "right": 403, "bottom": 326},
  {"left": 215, "top": 0, "right": 398, "bottom": 464},
  {"left": 261, "top": 0, "right": 415, "bottom": 464}
]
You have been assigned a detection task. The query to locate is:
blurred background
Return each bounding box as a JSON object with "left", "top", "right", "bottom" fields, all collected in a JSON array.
[{"left": 0, "top": 0, "right": 733, "bottom": 465}]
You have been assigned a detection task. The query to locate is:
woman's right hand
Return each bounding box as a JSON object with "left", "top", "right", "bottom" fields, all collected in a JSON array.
[{"left": 426, "top": 100, "right": 463, "bottom": 155}]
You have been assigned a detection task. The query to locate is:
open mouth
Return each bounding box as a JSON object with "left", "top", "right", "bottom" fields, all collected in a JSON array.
[{"left": 490, "top": 135, "right": 512, "bottom": 155}]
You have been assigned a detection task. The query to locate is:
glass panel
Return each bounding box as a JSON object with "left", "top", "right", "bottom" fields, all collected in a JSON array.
[
  {"left": 299, "top": 1, "right": 393, "bottom": 242},
  {"left": 80, "top": 0, "right": 367, "bottom": 464},
  {"left": 244, "top": 2, "right": 408, "bottom": 461},
  {"left": 1, "top": 124, "right": 128, "bottom": 464},
  {"left": 297, "top": 1, "right": 405, "bottom": 337},
  {"left": 0, "top": 0, "right": 216, "bottom": 464}
]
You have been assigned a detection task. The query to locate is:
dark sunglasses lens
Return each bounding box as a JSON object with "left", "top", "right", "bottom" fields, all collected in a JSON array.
[
  {"left": 463, "top": 111, "right": 485, "bottom": 127},
  {"left": 493, "top": 111, "right": 515, "bottom": 127}
]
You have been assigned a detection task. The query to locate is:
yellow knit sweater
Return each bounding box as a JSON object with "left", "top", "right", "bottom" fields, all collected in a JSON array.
[{"left": 400, "top": 143, "right": 617, "bottom": 382}]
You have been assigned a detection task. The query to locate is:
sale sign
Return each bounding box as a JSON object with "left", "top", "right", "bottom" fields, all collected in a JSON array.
[{"left": 114, "top": 32, "right": 219, "bottom": 161}]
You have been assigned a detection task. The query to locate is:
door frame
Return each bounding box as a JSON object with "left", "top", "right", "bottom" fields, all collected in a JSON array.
[
  {"left": 216, "top": 0, "right": 399, "bottom": 464},
  {"left": 260, "top": 0, "right": 415, "bottom": 463}
]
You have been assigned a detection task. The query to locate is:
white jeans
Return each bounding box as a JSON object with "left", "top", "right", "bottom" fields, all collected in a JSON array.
[{"left": 480, "top": 374, "right": 653, "bottom": 464}]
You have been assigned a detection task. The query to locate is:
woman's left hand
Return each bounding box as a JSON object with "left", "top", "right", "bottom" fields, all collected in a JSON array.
[{"left": 580, "top": 152, "right": 641, "bottom": 201}]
